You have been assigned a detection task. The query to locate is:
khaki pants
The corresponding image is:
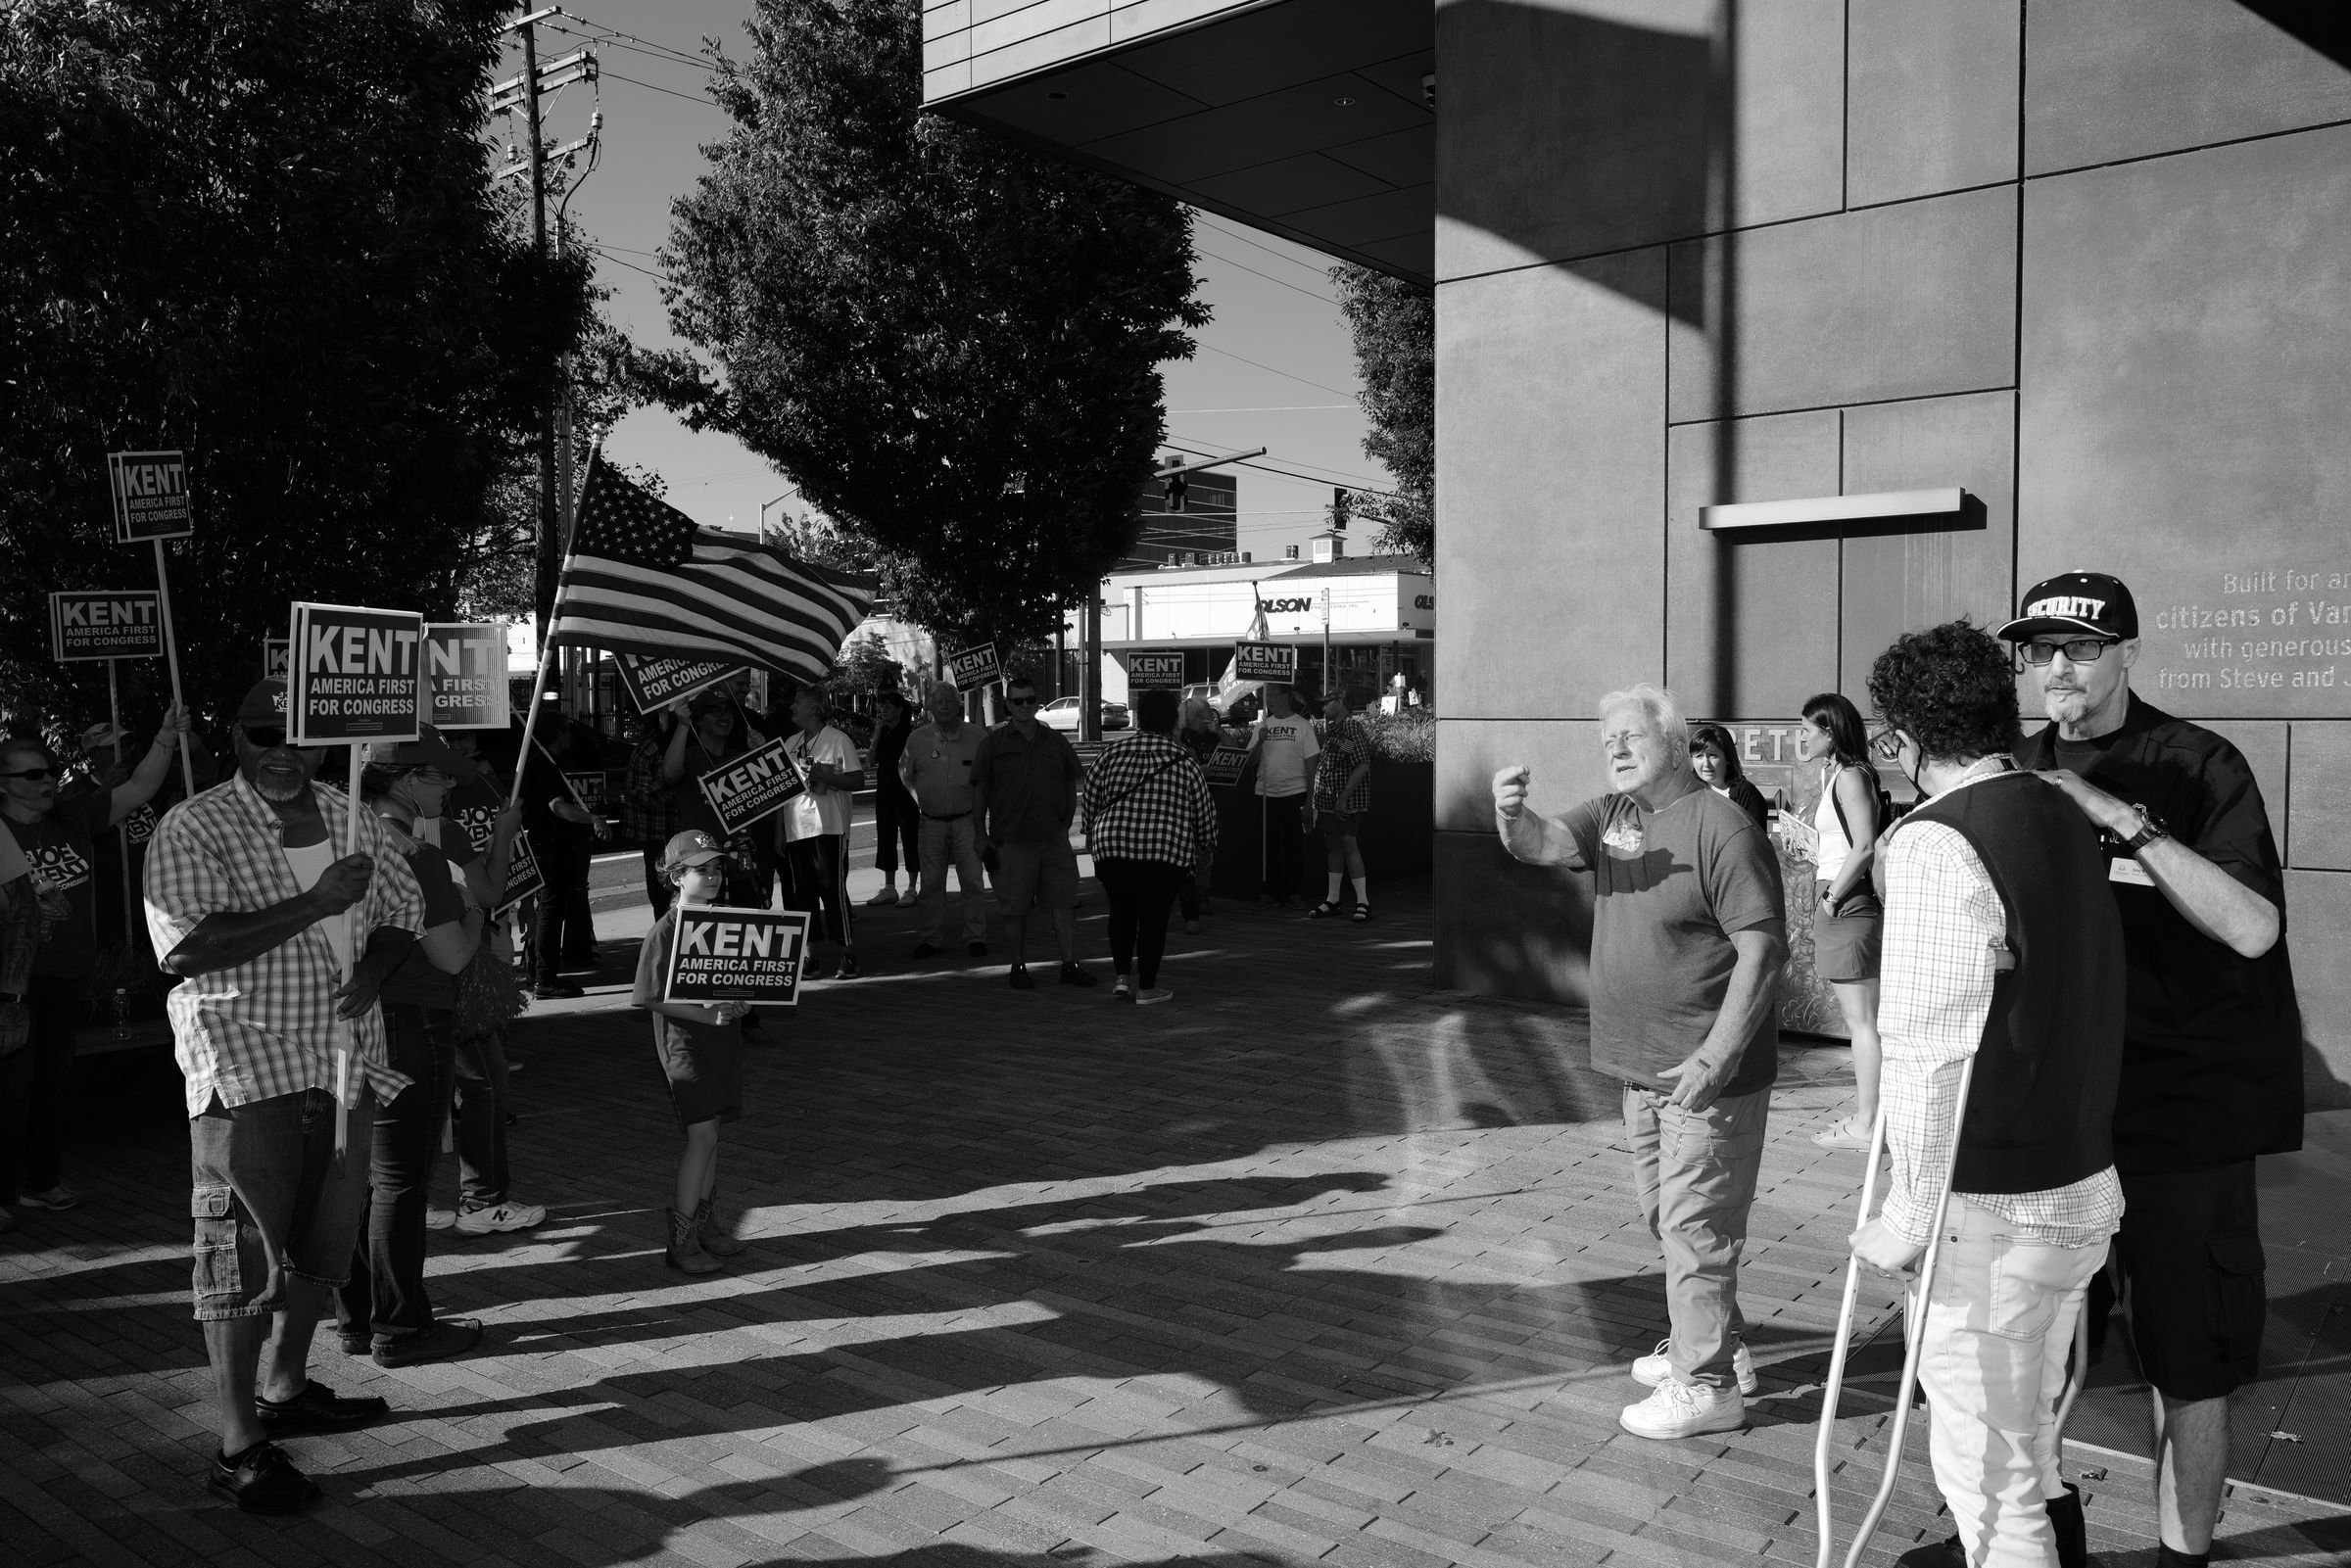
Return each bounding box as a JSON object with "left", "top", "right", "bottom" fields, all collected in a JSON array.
[
  {"left": 1622, "top": 1083, "right": 1769, "bottom": 1388},
  {"left": 1919, "top": 1195, "right": 2109, "bottom": 1568},
  {"left": 918, "top": 815, "right": 989, "bottom": 944}
]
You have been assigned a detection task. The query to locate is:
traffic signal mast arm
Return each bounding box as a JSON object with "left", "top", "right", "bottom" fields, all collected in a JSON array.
[{"left": 1153, "top": 449, "right": 1264, "bottom": 480}]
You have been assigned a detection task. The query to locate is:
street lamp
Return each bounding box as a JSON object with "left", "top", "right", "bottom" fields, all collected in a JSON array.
[{"left": 758, "top": 488, "right": 796, "bottom": 543}]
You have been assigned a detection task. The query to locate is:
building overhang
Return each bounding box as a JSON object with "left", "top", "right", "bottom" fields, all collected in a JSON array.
[{"left": 923, "top": 0, "right": 1433, "bottom": 283}]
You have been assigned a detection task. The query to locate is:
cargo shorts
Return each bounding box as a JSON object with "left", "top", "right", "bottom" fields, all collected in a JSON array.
[{"left": 188, "top": 1086, "right": 377, "bottom": 1321}]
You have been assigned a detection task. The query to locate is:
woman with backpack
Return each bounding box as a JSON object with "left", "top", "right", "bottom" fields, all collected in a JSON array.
[{"left": 1799, "top": 691, "right": 1886, "bottom": 1151}]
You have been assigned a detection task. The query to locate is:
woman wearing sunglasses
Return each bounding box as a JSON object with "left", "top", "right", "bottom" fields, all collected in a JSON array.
[{"left": 0, "top": 703, "right": 190, "bottom": 1219}]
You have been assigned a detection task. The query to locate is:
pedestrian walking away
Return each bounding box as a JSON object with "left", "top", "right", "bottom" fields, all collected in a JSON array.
[
  {"left": 974, "top": 674, "right": 1092, "bottom": 990},
  {"left": 1246, "top": 684, "right": 1319, "bottom": 907},
  {"left": 333, "top": 729, "right": 489, "bottom": 1370},
  {"left": 900, "top": 682, "right": 991, "bottom": 959},
  {"left": 1306, "top": 690, "right": 1372, "bottom": 921},
  {"left": 865, "top": 688, "right": 919, "bottom": 906},
  {"left": 1, "top": 702, "right": 191, "bottom": 1218},
  {"left": 1493, "top": 683, "right": 1785, "bottom": 1440},
  {"left": 142, "top": 678, "right": 429, "bottom": 1515},
  {"left": 632, "top": 831, "right": 754, "bottom": 1275},
  {"left": 1799, "top": 692, "right": 1886, "bottom": 1153},
  {"left": 1852, "top": 622, "right": 2128, "bottom": 1568},
  {"left": 779, "top": 686, "right": 863, "bottom": 980},
  {"left": 1081, "top": 688, "right": 1217, "bottom": 1003},
  {"left": 2003, "top": 572, "right": 2304, "bottom": 1568}
]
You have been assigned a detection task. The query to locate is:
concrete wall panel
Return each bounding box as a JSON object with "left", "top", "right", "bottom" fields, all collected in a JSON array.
[
  {"left": 2025, "top": 0, "right": 2351, "bottom": 177},
  {"left": 2019, "top": 124, "right": 2351, "bottom": 720},
  {"left": 1838, "top": 390, "right": 2017, "bottom": 693},
  {"left": 1437, "top": 251, "right": 1668, "bottom": 718},
  {"left": 2200, "top": 721, "right": 2291, "bottom": 860},
  {"left": 1434, "top": 718, "right": 1606, "bottom": 834},
  {"left": 1846, "top": 0, "right": 2019, "bottom": 207},
  {"left": 2287, "top": 722, "right": 2351, "bottom": 871},
  {"left": 1667, "top": 185, "right": 2018, "bottom": 421},
  {"left": 2282, "top": 870, "right": 2351, "bottom": 1109},
  {"left": 1663, "top": 411, "right": 1843, "bottom": 715}
]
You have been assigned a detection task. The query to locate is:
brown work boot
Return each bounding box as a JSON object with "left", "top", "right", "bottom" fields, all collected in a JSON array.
[
  {"left": 696, "top": 1191, "right": 746, "bottom": 1258},
  {"left": 664, "top": 1206, "right": 721, "bottom": 1274}
]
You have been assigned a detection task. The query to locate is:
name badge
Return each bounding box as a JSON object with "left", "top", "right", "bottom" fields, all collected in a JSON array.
[
  {"left": 1601, "top": 820, "right": 1645, "bottom": 857},
  {"left": 2109, "top": 856, "right": 2154, "bottom": 886}
]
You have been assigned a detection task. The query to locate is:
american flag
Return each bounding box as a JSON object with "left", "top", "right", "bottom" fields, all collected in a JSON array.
[{"left": 548, "top": 453, "right": 873, "bottom": 686}]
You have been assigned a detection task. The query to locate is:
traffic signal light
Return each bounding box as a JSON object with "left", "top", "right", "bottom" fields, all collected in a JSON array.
[{"left": 1164, "top": 472, "right": 1188, "bottom": 512}]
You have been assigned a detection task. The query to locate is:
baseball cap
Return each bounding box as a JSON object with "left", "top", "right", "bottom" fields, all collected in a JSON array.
[
  {"left": 235, "top": 680, "right": 290, "bottom": 725},
  {"left": 661, "top": 829, "right": 728, "bottom": 872},
  {"left": 365, "top": 723, "right": 477, "bottom": 781},
  {"left": 79, "top": 722, "right": 125, "bottom": 754},
  {"left": 1996, "top": 571, "right": 2139, "bottom": 642}
]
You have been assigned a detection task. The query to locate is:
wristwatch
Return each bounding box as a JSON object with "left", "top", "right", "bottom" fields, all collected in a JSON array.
[{"left": 2118, "top": 802, "right": 2170, "bottom": 854}]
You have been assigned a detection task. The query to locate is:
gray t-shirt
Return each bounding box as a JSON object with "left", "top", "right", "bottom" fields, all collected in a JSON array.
[{"left": 1558, "top": 784, "right": 1785, "bottom": 1095}]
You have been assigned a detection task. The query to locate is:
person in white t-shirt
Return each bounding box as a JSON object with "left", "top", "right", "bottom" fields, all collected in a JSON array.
[
  {"left": 1246, "top": 685, "right": 1320, "bottom": 908},
  {"left": 779, "top": 687, "right": 864, "bottom": 980}
]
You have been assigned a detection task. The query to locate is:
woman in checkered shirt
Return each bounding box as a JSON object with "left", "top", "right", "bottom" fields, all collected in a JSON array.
[{"left": 1080, "top": 689, "right": 1218, "bottom": 1005}]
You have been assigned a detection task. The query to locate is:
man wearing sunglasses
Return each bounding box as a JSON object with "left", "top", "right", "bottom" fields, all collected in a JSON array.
[
  {"left": 142, "top": 680, "right": 429, "bottom": 1515},
  {"left": 2001, "top": 572, "right": 2301, "bottom": 1568}
]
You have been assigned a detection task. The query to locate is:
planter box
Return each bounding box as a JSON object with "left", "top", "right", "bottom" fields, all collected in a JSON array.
[{"left": 1209, "top": 759, "right": 1431, "bottom": 900}]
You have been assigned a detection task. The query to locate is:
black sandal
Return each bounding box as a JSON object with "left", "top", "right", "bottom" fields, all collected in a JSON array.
[
  {"left": 1306, "top": 899, "right": 1341, "bottom": 919},
  {"left": 1351, "top": 904, "right": 1373, "bottom": 923}
]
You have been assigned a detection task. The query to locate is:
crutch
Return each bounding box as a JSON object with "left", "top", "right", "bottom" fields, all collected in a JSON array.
[{"left": 1813, "top": 1054, "right": 1977, "bottom": 1568}]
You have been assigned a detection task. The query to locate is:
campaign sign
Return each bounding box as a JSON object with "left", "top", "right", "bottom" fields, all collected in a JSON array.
[
  {"left": 1232, "top": 641, "right": 1298, "bottom": 684},
  {"left": 495, "top": 829, "right": 544, "bottom": 915},
  {"left": 287, "top": 602, "right": 425, "bottom": 745},
  {"left": 663, "top": 906, "right": 811, "bottom": 1007},
  {"left": 617, "top": 652, "right": 740, "bottom": 712},
  {"left": 264, "top": 638, "right": 290, "bottom": 681},
  {"left": 423, "top": 622, "right": 509, "bottom": 731},
  {"left": 564, "top": 771, "right": 608, "bottom": 810},
  {"left": 696, "top": 736, "right": 805, "bottom": 836},
  {"left": 123, "top": 802, "right": 159, "bottom": 846},
  {"left": 1203, "top": 745, "right": 1250, "bottom": 787},
  {"left": 1126, "top": 651, "right": 1185, "bottom": 690},
  {"left": 107, "top": 451, "right": 192, "bottom": 543},
  {"left": 945, "top": 642, "right": 1001, "bottom": 692},
  {"left": 49, "top": 591, "right": 164, "bottom": 662}
]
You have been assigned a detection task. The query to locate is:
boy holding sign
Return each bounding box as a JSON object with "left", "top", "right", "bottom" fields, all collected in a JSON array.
[{"left": 629, "top": 831, "right": 754, "bottom": 1276}]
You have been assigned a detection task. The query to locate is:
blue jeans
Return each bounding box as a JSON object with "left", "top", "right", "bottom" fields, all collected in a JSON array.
[
  {"left": 453, "top": 1026, "right": 512, "bottom": 1208},
  {"left": 334, "top": 1005, "right": 455, "bottom": 1340},
  {"left": 189, "top": 1084, "right": 379, "bottom": 1321},
  {"left": 1622, "top": 1083, "right": 1770, "bottom": 1388}
]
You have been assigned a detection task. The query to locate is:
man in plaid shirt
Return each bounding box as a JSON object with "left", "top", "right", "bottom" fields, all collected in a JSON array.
[
  {"left": 143, "top": 680, "right": 427, "bottom": 1517},
  {"left": 1855, "top": 624, "right": 2126, "bottom": 1568}
]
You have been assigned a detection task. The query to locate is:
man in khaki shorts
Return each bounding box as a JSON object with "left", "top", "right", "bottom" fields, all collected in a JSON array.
[{"left": 972, "top": 674, "right": 1093, "bottom": 991}]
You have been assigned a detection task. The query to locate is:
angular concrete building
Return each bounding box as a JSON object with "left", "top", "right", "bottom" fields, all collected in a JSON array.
[{"left": 925, "top": 0, "right": 2351, "bottom": 1099}]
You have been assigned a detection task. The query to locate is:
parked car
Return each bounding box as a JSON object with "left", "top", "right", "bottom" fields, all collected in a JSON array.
[{"left": 1038, "top": 696, "right": 1129, "bottom": 733}]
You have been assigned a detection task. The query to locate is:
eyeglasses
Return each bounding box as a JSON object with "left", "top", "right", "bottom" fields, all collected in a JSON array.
[
  {"left": 1868, "top": 726, "right": 1904, "bottom": 761},
  {"left": 2021, "top": 638, "right": 2117, "bottom": 665},
  {"left": 240, "top": 725, "right": 289, "bottom": 748},
  {"left": 1006, "top": 694, "right": 1038, "bottom": 707},
  {"left": 0, "top": 766, "right": 54, "bottom": 782}
]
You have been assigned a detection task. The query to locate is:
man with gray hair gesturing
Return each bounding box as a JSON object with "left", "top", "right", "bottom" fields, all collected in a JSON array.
[{"left": 1493, "top": 684, "right": 1786, "bottom": 1439}]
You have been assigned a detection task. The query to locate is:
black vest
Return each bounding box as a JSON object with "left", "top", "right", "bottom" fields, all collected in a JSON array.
[{"left": 1893, "top": 772, "right": 2127, "bottom": 1195}]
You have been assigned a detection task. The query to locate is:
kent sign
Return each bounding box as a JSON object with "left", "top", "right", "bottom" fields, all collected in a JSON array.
[
  {"left": 496, "top": 829, "right": 544, "bottom": 915},
  {"left": 287, "top": 601, "right": 424, "bottom": 745},
  {"left": 663, "top": 906, "right": 811, "bottom": 1006},
  {"left": 49, "top": 591, "right": 165, "bottom": 662},
  {"left": 616, "top": 652, "right": 739, "bottom": 712},
  {"left": 696, "top": 736, "right": 805, "bottom": 836},
  {"left": 423, "top": 622, "right": 509, "bottom": 731},
  {"left": 107, "top": 451, "right": 192, "bottom": 543},
  {"left": 1126, "top": 651, "right": 1184, "bottom": 689},
  {"left": 945, "top": 641, "right": 1001, "bottom": 691},
  {"left": 1203, "top": 745, "right": 1250, "bottom": 787},
  {"left": 1232, "top": 641, "right": 1297, "bottom": 684}
]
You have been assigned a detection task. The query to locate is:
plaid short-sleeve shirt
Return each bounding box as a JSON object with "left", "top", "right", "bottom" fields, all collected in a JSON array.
[{"left": 143, "top": 774, "right": 425, "bottom": 1118}]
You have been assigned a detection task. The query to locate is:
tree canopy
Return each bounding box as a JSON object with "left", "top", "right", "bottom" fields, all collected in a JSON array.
[
  {"left": 1331, "top": 266, "right": 1434, "bottom": 564},
  {"left": 654, "top": 0, "right": 1208, "bottom": 650},
  {"left": 0, "top": 0, "right": 595, "bottom": 739}
]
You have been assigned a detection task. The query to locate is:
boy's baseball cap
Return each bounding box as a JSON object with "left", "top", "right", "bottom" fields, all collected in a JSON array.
[
  {"left": 661, "top": 829, "right": 728, "bottom": 872},
  {"left": 1996, "top": 571, "right": 2139, "bottom": 642}
]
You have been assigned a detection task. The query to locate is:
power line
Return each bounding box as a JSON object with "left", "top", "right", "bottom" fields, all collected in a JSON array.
[
  {"left": 541, "top": 13, "right": 709, "bottom": 70},
  {"left": 1169, "top": 404, "right": 1352, "bottom": 413},
  {"left": 1162, "top": 439, "right": 1394, "bottom": 496},
  {"left": 1195, "top": 245, "right": 1338, "bottom": 305},
  {"left": 601, "top": 70, "right": 718, "bottom": 107},
  {"left": 1191, "top": 343, "right": 1354, "bottom": 398},
  {"left": 584, "top": 245, "right": 671, "bottom": 284},
  {"left": 1192, "top": 213, "right": 1343, "bottom": 280}
]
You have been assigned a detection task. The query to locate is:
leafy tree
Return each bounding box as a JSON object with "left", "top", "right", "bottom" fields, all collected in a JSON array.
[
  {"left": 653, "top": 0, "right": 1208, "bottom": 651},
  {"left": 837, "top": 631, "right": 906, "bottom": 703},
  {"left": 0, "top": 0, "right": 595, "bottom": 739},
  {"left": 1331, "top": 265, "right": 1434, "bottom": 563}
]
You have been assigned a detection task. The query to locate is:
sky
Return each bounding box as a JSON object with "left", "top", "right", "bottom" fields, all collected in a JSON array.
[{"left": 495, "top": 3, "right": 1389, "bottom": 564}]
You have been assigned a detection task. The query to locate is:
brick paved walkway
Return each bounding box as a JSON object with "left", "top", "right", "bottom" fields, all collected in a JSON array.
[{"left": 6, "top": 879, "right": 2346, "bottom": 1567}]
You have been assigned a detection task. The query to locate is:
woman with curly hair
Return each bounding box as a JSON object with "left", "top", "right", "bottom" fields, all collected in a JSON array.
[{"left": 1800, "top": 691, "right": 1884, "bottom": 1151}]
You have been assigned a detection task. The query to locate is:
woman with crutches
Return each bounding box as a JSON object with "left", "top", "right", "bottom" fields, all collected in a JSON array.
[{"left": 1817, "top": 622, "right": 2130, "bottom": 1568}]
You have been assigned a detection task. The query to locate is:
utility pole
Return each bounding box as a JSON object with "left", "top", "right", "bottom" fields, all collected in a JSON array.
[{"left": 1080, "top": 580, "right": 1103, "bottom": 743}]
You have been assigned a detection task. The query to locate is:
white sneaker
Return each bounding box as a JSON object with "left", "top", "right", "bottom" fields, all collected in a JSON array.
[
  {"left": 1618, "top": 1377, "right": 1745, "bottom": 1440},
  {"left": 1111, "top": 975, "right": 1132, "bottom": 1000},
  {"left": 1632, "top": 1337, "right": 1757, "bottom": 1395},
  {"left": 455, "top": 1200, "right": 546, "bottom": 1235},
  {"left": 425, "top": 1207, "right": 456, "bottom": 1231},
  {"left": 865, "top": 886, "right": 899, "bottom": 906},
  {"left": 1135, "top": 986, "right": 1174, "bottom": 1005}
]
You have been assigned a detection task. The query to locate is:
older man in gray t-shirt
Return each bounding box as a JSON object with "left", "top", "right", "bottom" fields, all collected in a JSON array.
[{"left": 1493, "top": 684, "right": 1785, "bottom": 1441}]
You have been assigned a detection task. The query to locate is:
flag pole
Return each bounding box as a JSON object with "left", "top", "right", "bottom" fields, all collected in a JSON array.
[{"left": 509, "top": 450, "right": 599, "bottom": 813}]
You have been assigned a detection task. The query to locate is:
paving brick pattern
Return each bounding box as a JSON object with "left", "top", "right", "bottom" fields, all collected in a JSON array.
[{"left": 5, "top": 881, "right": 2346, "bottom": 1567}]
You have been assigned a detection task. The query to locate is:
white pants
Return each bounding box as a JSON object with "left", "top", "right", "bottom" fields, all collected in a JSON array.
[{"left": 1917, "top": 1195, "right": 2110, "bottom": 1567}]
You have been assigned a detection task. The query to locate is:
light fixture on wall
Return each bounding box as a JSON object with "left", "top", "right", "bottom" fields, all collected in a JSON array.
[{"left": 1699, "top": 487, "right": 1982, "bottom": 536}]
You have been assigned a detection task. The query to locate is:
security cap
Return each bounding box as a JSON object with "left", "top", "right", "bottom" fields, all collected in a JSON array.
[
  {"left": 1996, "top": 571, "right": 2138, "bottom": 643},
  {"left": 235, "top": 680, "right": 290, "bottom": 726},
  {"left": 661, "top": 829, "right": 728, "bottom": 873}
]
